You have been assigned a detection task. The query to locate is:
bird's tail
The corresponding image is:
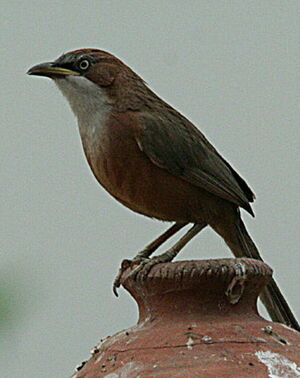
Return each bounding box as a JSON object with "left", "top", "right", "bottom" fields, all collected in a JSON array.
[{"left": 211, "top": 215, "right": 300, "bottom": 331}]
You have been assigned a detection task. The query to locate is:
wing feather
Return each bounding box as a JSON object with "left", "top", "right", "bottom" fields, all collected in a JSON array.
[{"left": 135, "top": 111, "right": 255, "bottom": 215}]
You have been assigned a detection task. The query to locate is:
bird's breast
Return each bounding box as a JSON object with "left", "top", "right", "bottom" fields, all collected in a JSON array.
[
  {"left": 78, "top": 110, "right": 109, "bottom": 159},
  {"left": 80, "top": 117, "right": 151, "bottom": 212},
  {"left": 77, "top": 113, "right": 213, "bottom": 222}
]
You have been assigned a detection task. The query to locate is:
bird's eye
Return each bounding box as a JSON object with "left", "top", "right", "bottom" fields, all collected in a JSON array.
[{"left": 78, "top": 59, "right": 90, "bottom": 71}]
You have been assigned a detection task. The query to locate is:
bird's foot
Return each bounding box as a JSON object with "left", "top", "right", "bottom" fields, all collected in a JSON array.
[
  {"left": 113, "top": 252, "right": 175, "bottom": 296},
  {"left": 113, "top": 259, "right": 133, "bottom": 296},
  {"left": 126, "top": 257, "right": 158, "bottom": 281}
]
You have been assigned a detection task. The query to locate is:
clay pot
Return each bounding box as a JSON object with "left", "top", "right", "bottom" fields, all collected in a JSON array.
[{"left": 73, "top": 258, "right": 300, "bottom": 377}]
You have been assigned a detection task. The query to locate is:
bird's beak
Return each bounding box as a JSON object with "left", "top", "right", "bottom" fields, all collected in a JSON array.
[{"left": 27, "top": 62, "right": 80, "bottom": 78}]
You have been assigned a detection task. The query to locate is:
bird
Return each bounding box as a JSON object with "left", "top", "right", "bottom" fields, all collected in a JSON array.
[{"left": 28, "top": 48, "right": 299, "bottom": 331}]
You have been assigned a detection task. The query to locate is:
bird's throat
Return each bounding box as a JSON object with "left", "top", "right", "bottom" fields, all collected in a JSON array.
[
  {"left": 54, "top": 76, "right": 111, "bottom": 120},
  {"left": 54, "top": 76, "right": 112, "bottom": 161}
]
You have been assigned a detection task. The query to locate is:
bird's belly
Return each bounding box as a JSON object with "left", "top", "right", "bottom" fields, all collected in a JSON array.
[{"left": 81, "top": 125, "right": 215, "bottom": 223}]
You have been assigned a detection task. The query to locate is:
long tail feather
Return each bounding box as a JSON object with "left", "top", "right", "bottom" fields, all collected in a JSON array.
[{"left": 211, "top": 216, "right": 300, "bottom": 331}]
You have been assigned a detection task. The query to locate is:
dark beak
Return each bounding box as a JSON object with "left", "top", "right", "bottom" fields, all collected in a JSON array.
[{"left": 27, "top": 62, "right": 80, "bottom": 78}]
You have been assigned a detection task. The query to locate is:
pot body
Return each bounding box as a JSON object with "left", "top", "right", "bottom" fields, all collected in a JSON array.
[{"left": 74, "top": 259, "right": 300, "bottom": 377}]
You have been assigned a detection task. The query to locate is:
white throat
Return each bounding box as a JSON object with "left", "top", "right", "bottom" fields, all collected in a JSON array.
[
  {"left": 54, "top": 76, "right": 112, "bottom": 154},
  {"left": 54, "top": 76, "right": 111, "bottom": 120}
]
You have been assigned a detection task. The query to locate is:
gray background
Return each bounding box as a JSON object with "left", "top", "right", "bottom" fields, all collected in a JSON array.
[{"left": 1, "top": 1, "right": 299, "bottom": 377}]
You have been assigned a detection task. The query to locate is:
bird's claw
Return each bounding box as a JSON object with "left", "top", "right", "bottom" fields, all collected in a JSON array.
[
  {"left": 126, "top": 258, "right": 155, "bottom": 282},
  {"left": 112, "top": 257, "right": 161, "bottom": 296},
  {"left": 113, "top": 259, "right": 132, "bottom": 296}
]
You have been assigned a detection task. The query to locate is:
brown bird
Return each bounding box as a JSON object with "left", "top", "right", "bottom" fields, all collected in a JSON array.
[{"left": 28, "top": 49, "right": 299, "bottom": 331}]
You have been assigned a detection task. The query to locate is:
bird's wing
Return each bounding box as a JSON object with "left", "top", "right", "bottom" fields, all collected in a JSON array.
[{"left": 135, "top": 111, "right": 255, "bottom": 215}]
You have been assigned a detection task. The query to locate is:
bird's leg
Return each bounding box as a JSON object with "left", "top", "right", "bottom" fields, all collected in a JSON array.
[
  {"left": 126, "top": 222, "right": 207, "bottom": 283},
  {"left": 113, "top": 222, "right": 188, "bottom": 296},
  {"left": 133, "top": 222, "right": 188, "bottom": 260}
]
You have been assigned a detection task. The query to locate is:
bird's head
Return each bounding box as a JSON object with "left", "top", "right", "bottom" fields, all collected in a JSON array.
[
  {"left": 28, "top": 49, "right": 147, "bottom": 116},
  {"left": 27, "top": 49, "right": 132, "bottom": 85}
]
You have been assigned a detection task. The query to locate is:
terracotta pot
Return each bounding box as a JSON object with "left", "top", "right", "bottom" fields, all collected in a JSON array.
[{"left": 73, "top": 258, "right": 300, "bottom": 377}]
